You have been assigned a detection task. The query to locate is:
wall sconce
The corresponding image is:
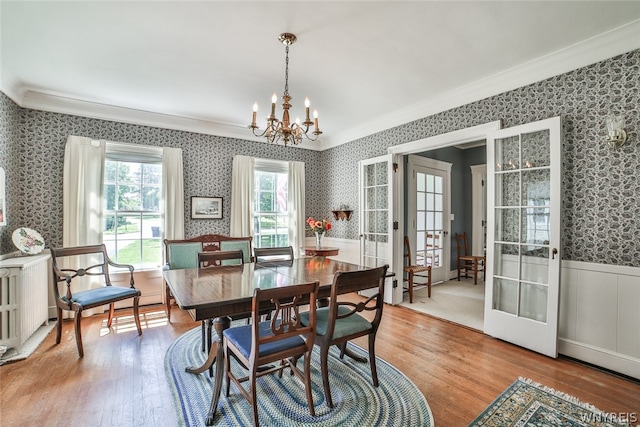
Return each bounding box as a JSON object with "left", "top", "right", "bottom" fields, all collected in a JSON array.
[{"left": 605, "top": 112, "right": 627, "bottom": 149}]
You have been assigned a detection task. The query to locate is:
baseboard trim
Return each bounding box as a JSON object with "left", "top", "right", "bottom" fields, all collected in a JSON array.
[{"left": 558, "top": 338, "right": 640, "bottom": 380}]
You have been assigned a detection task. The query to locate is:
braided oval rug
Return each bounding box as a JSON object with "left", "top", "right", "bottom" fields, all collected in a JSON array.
[{"left": 165, "top": 327, "right": 433, "bottom": 426}]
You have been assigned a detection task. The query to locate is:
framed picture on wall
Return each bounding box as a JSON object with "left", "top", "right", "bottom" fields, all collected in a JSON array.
[{"left": 191, "top": 196, "right": 223, "bottom": 219}]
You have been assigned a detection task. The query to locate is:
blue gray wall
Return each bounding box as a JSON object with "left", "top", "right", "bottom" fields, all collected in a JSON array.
[{"left": 1, "top": 49, "right": 638, "bottom": 266}]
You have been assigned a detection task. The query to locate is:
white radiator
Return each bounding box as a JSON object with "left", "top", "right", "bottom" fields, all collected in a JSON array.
[{"left": 0, "top": 254, "right": 50, "bottom": 354}]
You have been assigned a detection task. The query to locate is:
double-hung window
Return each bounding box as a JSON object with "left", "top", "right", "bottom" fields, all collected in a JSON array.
[
  {"left": 253, "top": 159, "right": 289, "bottom": 248},
  {"left": 102, "top": 144, "right": 163, "bottom": 270}
]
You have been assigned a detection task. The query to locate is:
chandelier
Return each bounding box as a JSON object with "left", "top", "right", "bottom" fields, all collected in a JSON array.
[{"left": 249, "top": 33, "right": 322, "bottom": 146}]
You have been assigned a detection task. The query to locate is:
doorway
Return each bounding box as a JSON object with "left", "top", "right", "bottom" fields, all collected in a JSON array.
[{"left": 390, "top": 121, "right": 501, "bottom": 330}]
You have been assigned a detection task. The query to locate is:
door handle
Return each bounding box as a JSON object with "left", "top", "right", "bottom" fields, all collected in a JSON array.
[{"left": 552, "top": 248, "right": 558, "bottom": 259}]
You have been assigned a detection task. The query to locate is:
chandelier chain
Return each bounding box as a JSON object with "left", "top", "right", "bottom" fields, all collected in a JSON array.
[{"left": 284, "top": 44, "right": 290, "bottom": 96}]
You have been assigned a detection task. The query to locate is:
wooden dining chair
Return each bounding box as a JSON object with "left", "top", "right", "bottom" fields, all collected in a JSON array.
[
  {"left": 50, "top": 244, "right": 142, "bottom": 358},
  {"left": 198, "top": 249, "right": 244, "bottom": 267},
  {"left": 196, "top": 249, "right": 245, "bottom": 355},
  {"left": 403, "top": 236, "right": 432, "bottom": 301},
  {"left": 253, "top": 246, "right": 294, "bottom": 263},
  {"left": 224, "top": 281, "right": 319, "bottom": 426},
  {"left": 298, "top": 265, "right": 388, "bottom": 408},
  {"left": 455, "top": 232, "right": 485, "bottom": 285}
]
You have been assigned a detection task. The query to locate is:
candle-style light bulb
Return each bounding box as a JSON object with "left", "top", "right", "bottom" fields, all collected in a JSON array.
[
  {"left": 313, "top": 110, "right": 319, "bottom": 128},
  {"left": 304, "top": 97, "right": 311, "bottom": 122},
  {"left": 251, "top": 102, "right": 258, "bottom": 127},
  {"left": 270, "top": 93, "right": 277, "bottom": 119}
]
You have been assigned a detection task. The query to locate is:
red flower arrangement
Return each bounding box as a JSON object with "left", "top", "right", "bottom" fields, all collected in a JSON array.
[{"left": 306, "top": 216, "right": 332, "bottom": 233}]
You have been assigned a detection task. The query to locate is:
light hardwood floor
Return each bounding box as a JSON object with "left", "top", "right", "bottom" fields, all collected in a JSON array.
[{"left": 1, "top": 300, "right": 639, "bottom": 427}]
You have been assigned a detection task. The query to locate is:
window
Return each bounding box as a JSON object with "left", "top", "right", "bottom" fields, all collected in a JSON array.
[
  {"left": 103, "top": 149, "right": 163, "bottom": 270},
  {"left": 253, "top": 161, "right": 288, "bottom": 248}
]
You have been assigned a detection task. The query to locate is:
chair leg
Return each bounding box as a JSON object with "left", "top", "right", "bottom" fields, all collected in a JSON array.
[
  {"left": 409, "top": 270, "right": 414, "bottom": 303},
  {"left": 457, "top": 262, "right": 462, "bottom": 281},
  {"left": 224, "top": 344, "right": 231, "bottom": 397},
  {"left": 107, "top": 303, "right": 115, "bottom": 328},
  {"left": 427, "top": 267, "right": 432, "bottom": 298},
  {"left": 55, "top": 307, "right": 63, "bottom": 344},
  {"left": 320, "top": 345, "right": 333, "bottom": 408},
  {"left": 133, "top": 296, "right": 142, "bottom": 335},
  {"left": 368, "top": 333, "right": 379, "bottom": 387},
  {"left": 303, "top": 352, "right": 316, "bottom": 417},
  {"left": 249, "top": 368, "right": 259, "bottom": 426},
  {"left": 473, "top": 261, "right": 478, "bottom": 285},
  {"left": 165, "top": 283, "right": 172, "bottom": 322},
  {"left": 201, "top": 321, "right": 206, "bottom": 352},
  {"left": 74, "top": 311, "right": 84, "bottom": 358}
]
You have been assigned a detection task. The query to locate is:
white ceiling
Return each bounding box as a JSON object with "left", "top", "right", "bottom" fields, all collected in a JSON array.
[{"left": 2, "top": 1, "right": 640, "bottom": 150}]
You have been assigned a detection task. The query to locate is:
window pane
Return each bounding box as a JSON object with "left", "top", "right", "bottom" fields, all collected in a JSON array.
[
  {"left": 253, "top": 171, "right": 289, "bottom": 248},
  {"left": 103, "top": 158, "right": 162, "bottom": 270},
  {"left": 119, "top": 162, "right": 141, "bottom": 184},
  {"left": 104, "top": 184, "right": 116, "bottom": 210},
  {"left": 118, "top": 185, "right": 142, "bottom": 211},
  {"left": 143, "top": 163, "right": 162, "bottom": 185}
]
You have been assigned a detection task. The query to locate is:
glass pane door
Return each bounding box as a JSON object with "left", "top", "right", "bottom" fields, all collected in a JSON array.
[
  {"left": 485, "top": 116, "right": 562, "bottom": 358},
  {"left": 408, "top": 155, "right": 451, "bottom": 283},
  {"left": 359, "top": 154, "right": 399, "bottom": 304}
]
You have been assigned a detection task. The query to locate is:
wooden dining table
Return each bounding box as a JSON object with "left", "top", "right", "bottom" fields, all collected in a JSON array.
[{"left": 163, "top": 256, "right": 385, "bottom": 425}]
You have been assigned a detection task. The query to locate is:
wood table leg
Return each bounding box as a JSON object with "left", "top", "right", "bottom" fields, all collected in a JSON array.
[
  {"left": 206, "top": 317, "right": 231, "bottom": 425},
  {"left": 185, "top": 316, "right": 229, "bottom": 376}
]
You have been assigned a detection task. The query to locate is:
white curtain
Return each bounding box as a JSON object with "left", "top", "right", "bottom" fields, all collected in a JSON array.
[
  {"left": 62, "top": 135, "right": 106, "bottom": 316},
  {"left": 162, "top": 147, "right": 184, "bottom": 240},
  {"left": 230, "top": 155, "right": 255, "bottom": 237},
  {"left": 288, "top": 161, "right": 306, "bottom": 258}
]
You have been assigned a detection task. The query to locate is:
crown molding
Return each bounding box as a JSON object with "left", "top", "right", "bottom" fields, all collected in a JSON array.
[
  {"left": 6, "top": 20, "right": 639, "bottom": 152},
  {"left": 16, "top": 91, "right": 324, "bottom": 151},
  {"left": 322, "top": 19, "right": 640, "bottom": 150}
]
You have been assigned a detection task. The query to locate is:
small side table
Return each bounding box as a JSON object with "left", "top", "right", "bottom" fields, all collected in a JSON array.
[{"left": 304, "top": 247, "right": 339, "bottom": 257}]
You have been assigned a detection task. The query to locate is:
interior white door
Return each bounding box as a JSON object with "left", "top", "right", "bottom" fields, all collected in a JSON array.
[
  {"left": 407, "top": 155, "right": 451, "bottom": 283},
  {"left": 484, "top": 116, "right": 562, "bottom": 358},
  {"left": 359, "top": 154, "right": 401, "bottom": 304}
]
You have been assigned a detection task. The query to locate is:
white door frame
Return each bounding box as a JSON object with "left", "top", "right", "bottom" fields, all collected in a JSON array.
[{"left": 470, "top": 164, "right": 487, "bottom": 257}]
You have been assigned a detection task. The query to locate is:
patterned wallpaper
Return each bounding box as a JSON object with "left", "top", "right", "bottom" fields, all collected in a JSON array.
[
  {"left": 321, "top": 49, "right": 639, "bottom": 266},
  {"left": 0, "top": 93, "right": 21, "bottom": 253},
  {"left": 0, "top": 49, "right": 638, "bottom": 266},
  {"left": 0, "top": 102, "right": 322, "bottom": 252}
]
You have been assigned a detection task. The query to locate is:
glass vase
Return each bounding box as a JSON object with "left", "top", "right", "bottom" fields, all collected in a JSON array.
[{"left": 315, "top": 231, "right": 325, "bottom": 249}]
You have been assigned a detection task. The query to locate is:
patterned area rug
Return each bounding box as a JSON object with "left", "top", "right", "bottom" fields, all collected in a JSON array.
[
  {"left": 469, "top": 377, "right": 629, "bottom": 426},
  {"left": 165, "top": 327, "right": 433, "bottom": 426}
]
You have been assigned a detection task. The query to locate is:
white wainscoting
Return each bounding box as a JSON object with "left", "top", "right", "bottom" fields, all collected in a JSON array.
[
  {"left": 559, "top": 260, "right": 640, "bottom": 379},
  {"left": 316, "top": 241, "right": 640, "bottom": 379},
  {"left": 304, "top": 236, "right": 361, "bottom": 264}
]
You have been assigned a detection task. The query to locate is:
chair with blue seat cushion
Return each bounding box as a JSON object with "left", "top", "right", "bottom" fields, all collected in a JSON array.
[
  {"left": 163, "top": 241, "right": 203, "bottom": 321},
  {"left": 224, "top": 281, "right": 319, "bottom": 426},
  {"left": 196, "top": 249, "right": 245, "bottom": 356},
  {"left": 50, "top": 244, "right": 142, "bottom": 358},
  {"left": 298, "top": 264, "right": 388, "bottom": 408}
]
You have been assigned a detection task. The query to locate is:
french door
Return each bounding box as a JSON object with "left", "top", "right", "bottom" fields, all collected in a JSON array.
[
  {"left": 484, "top": 116, "right": 562, "bottom": 358},
  {"left": 358, "top": 154, "right": 402, "bottom": 304},
  {"left": 407, "top": 155, "right": 451, "bottom": 283}
]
